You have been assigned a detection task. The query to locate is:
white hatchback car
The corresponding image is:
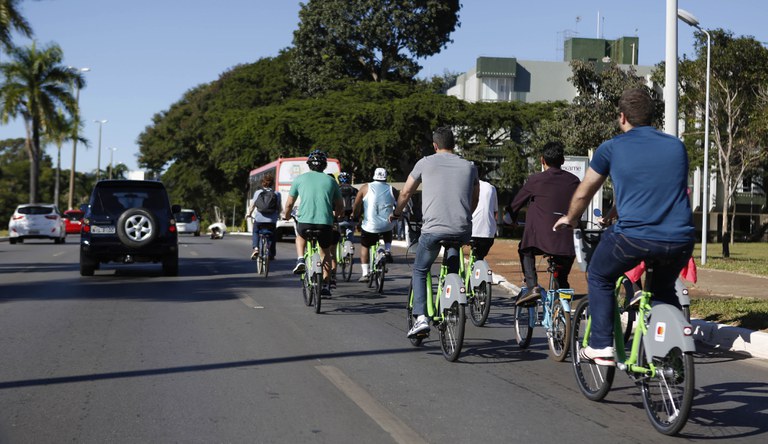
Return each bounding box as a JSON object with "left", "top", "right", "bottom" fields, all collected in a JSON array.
[
  {"left": 8, "top": 203, "right": 67, "bottom": 244},
  {"left": 174, "top": 208, "right": 201, "bottom": 236}
]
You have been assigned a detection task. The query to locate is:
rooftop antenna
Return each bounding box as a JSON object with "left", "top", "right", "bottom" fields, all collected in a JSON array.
[
  {"left": 575, "top": 15, "right": 581, "bottom": 34},
  {"left": 596, "top": 11, "right": 600, "bottom": 38}
]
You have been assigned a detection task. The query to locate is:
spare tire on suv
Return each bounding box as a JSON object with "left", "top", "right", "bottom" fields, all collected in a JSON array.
[{"left": 80, "top": 180, "right": 181, "bottom": 277}]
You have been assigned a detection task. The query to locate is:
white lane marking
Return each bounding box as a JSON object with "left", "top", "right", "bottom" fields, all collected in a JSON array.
[
  {"left": 316, "top": 365, "right": 427, "bottom": 444},
  {"left": 189, "top": 250, "right": 199, "bottom": 256},
  {"left": 238, "top": 292, "right": 264, "bottom": 309},
  {"left": 53, "top": 251, "right": 65, "bottom": 257}
]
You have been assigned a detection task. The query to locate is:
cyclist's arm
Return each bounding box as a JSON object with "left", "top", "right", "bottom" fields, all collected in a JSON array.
[
  {"left": 470, "top": 180, "right": 480, "bottom": 213},
  {"left": 553, "top": 167, "right": 606, "bottom": 230},
  {"left": 283, "top": 195, "right": 296, "bottom": 221},
  {"left": 352, "top": 184, "right": 367, "bottom": 220},
  {"left": 333, "top": 196, "right": 344, "bottom": 221},
  {"left": 393, "top": 175, "right": 418, "bottom": 219}
]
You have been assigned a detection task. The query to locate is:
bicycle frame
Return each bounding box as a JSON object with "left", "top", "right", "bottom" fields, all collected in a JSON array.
[{"left": 581, "top": 272, "right": 695, "bottom": 376}]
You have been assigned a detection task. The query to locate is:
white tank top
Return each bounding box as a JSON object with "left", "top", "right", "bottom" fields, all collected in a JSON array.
[{"left": 361, "top": 182, "right": 395, "bottom": 233}]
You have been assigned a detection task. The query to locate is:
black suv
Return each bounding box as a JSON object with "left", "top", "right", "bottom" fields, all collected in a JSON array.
[{"left": 80, "top": 180, "right": 181, "bottom": 276}]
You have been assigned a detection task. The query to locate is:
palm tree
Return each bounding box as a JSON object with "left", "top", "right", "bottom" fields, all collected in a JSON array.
[
  {"left": 0, "top": 0, "right": 32, "bottom": 55},
  {"left": 0, "top": 42, "right": 84, "bottom": 203},
  {"left": 44, "top": 110, "right": 89, "bottom": 208}
]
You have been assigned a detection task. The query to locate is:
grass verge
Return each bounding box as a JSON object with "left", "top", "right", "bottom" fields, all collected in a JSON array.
[{"left": 691, "top": 297, "right": 768, "bottom": 332}]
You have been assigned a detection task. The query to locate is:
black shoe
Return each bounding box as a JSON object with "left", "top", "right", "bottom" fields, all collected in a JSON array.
[
  {"left": 330, "top": 279, "right": 337, "bottom": 289},
  {"left": 293, "top": 260, "right": 306, "bottom": 274},
  {"left": 320, "top": 286, "right": 332, "bottom": 297},
  {"left": 517, "top": 287, "right": 541, "bottom": 306}
]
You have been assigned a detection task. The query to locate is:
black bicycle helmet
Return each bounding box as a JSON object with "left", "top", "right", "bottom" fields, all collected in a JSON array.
[
  {"left": 307, "top": 149, "right": 328, "bottom": 172},
  {"left": 338, "top": 172, "right": 352, "bottom": 184}
]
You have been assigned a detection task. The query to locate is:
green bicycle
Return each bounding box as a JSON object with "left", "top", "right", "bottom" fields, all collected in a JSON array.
[
  {"left": 366, "top": 240, "right": 388, "bottom": 294},
  {"left": 571, "top": 230, "right": 695, "bottom": 436},
  {"left": 336, "top": 221, "right": 355, "bottom": 282},
  {"left": 459, "top": 242, "right": 493, "bottom": 327},
  {"left": 300, "top": 229, "right": 324, "bottom": 314},
  {"left": 407, "top": 241, "right": 467, "bottom": 362}
]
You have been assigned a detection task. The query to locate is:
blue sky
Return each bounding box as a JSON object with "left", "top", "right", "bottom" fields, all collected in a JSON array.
[{"left": 2, "top": 0, "right": 765, "bottom": 175}]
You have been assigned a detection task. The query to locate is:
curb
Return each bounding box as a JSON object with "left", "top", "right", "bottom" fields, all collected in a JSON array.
[{"left": 490, "top": 273, "right": 768, "bottom": 360}]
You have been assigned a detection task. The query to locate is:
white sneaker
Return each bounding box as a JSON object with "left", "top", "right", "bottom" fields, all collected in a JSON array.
[
  {"left": 358, "top": 274, "right": 370, "bottom": 283},
  {"left": 578, "top": 346, "right": 616, "bottom": 366},
  {"left": 407, "top": 315, "right": 430, "bottom": 338}
]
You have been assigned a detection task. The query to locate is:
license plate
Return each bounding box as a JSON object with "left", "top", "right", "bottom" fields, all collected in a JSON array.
[
  {"left": 28, "top": 230, "right": 40, "bottom": 235},
  {"left": 91, "top": 225, "right": 115, "bottom": 234}
]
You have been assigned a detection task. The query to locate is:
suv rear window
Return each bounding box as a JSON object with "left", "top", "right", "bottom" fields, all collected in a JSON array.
[{"left": 93, "top": 187, "right": 169, "bottom": 213}]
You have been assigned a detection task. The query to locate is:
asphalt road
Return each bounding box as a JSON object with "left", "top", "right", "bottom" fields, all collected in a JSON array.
[{"left": 0, "top": 235, "right": 766, "bottom": 443}]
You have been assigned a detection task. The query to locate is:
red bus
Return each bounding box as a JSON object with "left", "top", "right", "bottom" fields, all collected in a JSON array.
[{"left": 247, "top": 156, "right": 341, "bottom": 239}]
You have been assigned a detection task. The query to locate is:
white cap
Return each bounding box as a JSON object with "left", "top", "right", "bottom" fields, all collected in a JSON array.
[{"left": 373, "top": 168, "right": 387, "bottom": 181}]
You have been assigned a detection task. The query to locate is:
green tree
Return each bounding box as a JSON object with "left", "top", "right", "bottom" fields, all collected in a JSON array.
[
  {"left": 534, "top": 60, "right": 662, "bottom": 156},
  {"left": 44, "top": 110, "right": 89, "bottom": 208},
  {"left": 677, "top": 30, "right": 768, "bottom": 248},
  {"left": 0, "top": 42, "right": 84, "bottom": 203},
  {"left": 290, "top": 0, "right": 460, "bottom": 95},
  {"left": 0, "top": 0, "right": 32, "bottom": 54},
  {"left": 455, "top": 100, "right": 564, "bottom": 189}
]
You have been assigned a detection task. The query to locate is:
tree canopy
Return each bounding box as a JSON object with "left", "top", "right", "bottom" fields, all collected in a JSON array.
[{"left": 289, "top": 0, "right": 460, "bottom": 95}]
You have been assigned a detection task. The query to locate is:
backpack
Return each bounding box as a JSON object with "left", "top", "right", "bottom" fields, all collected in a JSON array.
[
  {"left": 255, "top": 189, "right": 278, "bottom": 214},
  {"left": 340, "top": 185, "right": 357, "bottom": 213}
]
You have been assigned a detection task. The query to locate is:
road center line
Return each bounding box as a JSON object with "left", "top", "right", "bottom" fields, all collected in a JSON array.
[{"left": 316, "top": 365, "right": 426, "bottom": 444}]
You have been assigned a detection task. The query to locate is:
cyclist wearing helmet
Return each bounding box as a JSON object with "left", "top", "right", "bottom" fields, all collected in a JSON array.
[
  {"left": 283, "top": 150, "right": 344, "bottom": 296},
  {"left": 352, "top": 168, "right": 399, "bottom": 282},
  {"left": 338, "top": 172, "right": 358, "bottom": 220}
]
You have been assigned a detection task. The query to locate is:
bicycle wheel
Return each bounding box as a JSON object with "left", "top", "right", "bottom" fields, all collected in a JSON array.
[
  {"left": 313, "top": 272, "right": 322, "bottom": 314},
  {"left": 302, "top": 270, "right": 313, "bottom": 306},
  {"left": 548, "top": 301, "right": 571, "bottom": 362},
  {"left": 638, "top": 344, "right": 695, "bottom": 435},
  {"left": 341, "top": 253, "right": 353, "bottom": 282},
  {"left": 571, "top": 299, "right": 615, "bottom": 401},
  {"left": 406, "top": 281, "right": 423, "bottom": 347},
  {"left": 468, "top": 281, "right": 492, "bottom": 327},
  {"left": 376, "top": 261, "right": 386, "bottom": 294},
  {"left": 439, "top": 301, "right": 465, "bottom": 362},
  {"left": 514, "top": 304, "right": 534, "bottom": 348},
  {"left": 617, "top": 277, "right": 636, "bottom": 344}
]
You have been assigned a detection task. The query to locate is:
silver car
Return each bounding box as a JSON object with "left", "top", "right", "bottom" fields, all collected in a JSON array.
[
  {"left": 174, "top": 209, "right": 201, "bottom": 236},
  {"left": 8, "top": 204, "right": 67, "bottom": 244}
]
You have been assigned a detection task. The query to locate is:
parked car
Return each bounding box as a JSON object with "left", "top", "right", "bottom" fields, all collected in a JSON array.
[
  {"left": 174, "top": 208, "right": 201, "bottom": 236},
  {"left": 8, "top": 204, "right": 66, "bottom": 244},
  {"left": 79, "top": 180, "right": 180, "bottom": 276},
  {"left": 63, "top": 209, "right": 85, "bottom": 234}
]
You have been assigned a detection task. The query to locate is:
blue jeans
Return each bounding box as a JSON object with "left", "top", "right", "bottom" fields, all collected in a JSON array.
[
  {"left": 252, "top": 223, "right": 276, "bottom": 258},
  {"left": 411, "top": 232, "right": 469, "bottom": 316},
  {"left": 587, "top": 226, "right": 694, "bottom": 348}
]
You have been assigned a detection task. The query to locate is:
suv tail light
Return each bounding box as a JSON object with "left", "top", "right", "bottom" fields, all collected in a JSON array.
[
  {"left": 45, "top": 215, "right": 58, "bottom": 220},
  {"left": 12, "top": 215, "right": 24, "bottom": 220},
  {"left": 191, "top": 215, "right": 197, "bottom": 221}
]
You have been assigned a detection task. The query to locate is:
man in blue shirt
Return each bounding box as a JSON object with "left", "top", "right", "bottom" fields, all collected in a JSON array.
[{"left": 554, "top": 88, "right": 695, "bottom": 366}]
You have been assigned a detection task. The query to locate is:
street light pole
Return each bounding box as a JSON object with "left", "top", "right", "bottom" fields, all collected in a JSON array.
[
  {"left": 678, "top": 8, "right": 711, "bottom": 265},
  {"left": 664, "top": 0, "right": 679, "bottom": 137},
  {"left": 67, "top": 67, "right": 90, "bottom": 210},
  {"left": 109, "top": 147, "right": 117, "bottom": 179},
  {"left": 94, "top": 119, "right": 108, "bottom": 181}
]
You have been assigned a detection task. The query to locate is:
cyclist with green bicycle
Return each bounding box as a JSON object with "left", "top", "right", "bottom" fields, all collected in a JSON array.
[
  {"left": 554, "top": 88, "right": 695, "bottom": 366},
  {"left": 283, "top": 150, "right": 344, "bottom": 297},
  {"left": 352, "top": 167, "right": 398, "bottom": 282},
  {"left": 394, "top": 127, "right": 479, "bottom": 338}
]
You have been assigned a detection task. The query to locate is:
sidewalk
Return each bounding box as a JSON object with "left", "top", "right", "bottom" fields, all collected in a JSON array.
[{"left": 480, "top": 238, "right": 768, "bottom": 360}]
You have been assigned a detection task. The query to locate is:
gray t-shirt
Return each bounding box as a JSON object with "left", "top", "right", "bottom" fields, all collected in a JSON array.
[{"left": 409, "top": 152, "right": 478, "bottom": 236}]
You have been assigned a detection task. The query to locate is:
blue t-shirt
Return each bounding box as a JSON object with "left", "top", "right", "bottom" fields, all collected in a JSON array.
[{"left": 590, "top": 126, "right": 695, "bottom": 242}]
